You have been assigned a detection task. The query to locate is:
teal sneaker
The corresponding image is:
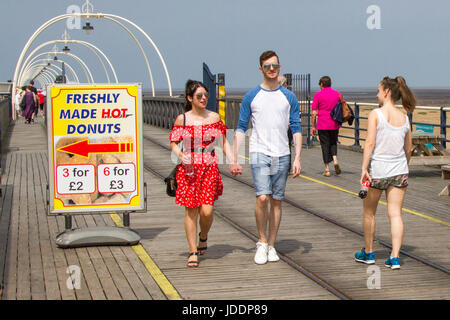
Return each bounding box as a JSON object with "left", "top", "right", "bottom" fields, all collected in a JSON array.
[
  {"left": 385, "top": 257, "right": 401, "bottom": 270},
  {"left": 355, "top": 248, "right": 375, "bottom": 264}
]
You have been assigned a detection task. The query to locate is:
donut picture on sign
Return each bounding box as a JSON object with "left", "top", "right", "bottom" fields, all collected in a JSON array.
[{"left": 55, "top": 135, "right": 137, "bottom": 206}]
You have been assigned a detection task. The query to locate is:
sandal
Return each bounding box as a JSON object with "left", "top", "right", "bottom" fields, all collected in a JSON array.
[
  {"left": 323, "top": 171, "right": 331, "bottom": 177},
  {"left": 187, "top": 252, "right": 199, "bottom": 268},
  {"left": 197, "top": 232, "right": 208, "bottom": 255},
  {"left": 334, "top": 163, "right": 341, "bottom": 175}
]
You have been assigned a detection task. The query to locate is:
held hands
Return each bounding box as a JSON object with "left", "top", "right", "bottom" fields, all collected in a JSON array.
[
  {"left": 311, "top": 127, "right": 317, "bottom": 137},
  {"left": 229, "top": 163, "right": 243, "bottom": 177}
]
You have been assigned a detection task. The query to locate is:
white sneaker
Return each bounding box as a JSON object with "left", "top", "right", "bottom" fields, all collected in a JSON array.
[
  {"left": 267, "top": 246, "right": 280, "bottom": 262},
  {"left": 254, "top": 242, "right": 268, "bottom": 265}
]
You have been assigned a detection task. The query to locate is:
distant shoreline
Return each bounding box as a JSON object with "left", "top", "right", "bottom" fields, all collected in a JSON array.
[{"left": 144, "top": 88, "right": 450, "bottom": 107}]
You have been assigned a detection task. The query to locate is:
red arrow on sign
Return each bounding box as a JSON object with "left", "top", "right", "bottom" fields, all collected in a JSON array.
[{"left": 57, "top": 139, "right": 133, "bottom": 158}]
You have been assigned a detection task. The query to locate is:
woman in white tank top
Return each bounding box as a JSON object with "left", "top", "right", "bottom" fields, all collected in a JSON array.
[{"left": 354, "top": 76, "right": 417, "bottom": 270}]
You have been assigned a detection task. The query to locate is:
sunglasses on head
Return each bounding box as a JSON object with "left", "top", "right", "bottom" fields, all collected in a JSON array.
[
  {"left": 262, "top": 63, "right": 280, "bottom": 71},
  {"left": 195, "top": 92, "right": 209, "bottom": 99}
]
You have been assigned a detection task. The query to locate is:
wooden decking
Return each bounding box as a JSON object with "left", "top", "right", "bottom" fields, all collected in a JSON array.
[{"left": 0, "top": 116, "right": 449, "bottom": 300}]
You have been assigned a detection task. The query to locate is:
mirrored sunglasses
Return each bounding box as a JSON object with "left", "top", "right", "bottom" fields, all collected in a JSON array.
[
  {"left": 263, "top": 63, "right": 280, "bottom": 71},
  {"left": 195, "top": 92, "right": 209, "bottom": 99}
]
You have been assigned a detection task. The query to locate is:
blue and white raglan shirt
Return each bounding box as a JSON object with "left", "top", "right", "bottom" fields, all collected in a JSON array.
[{"left": 236, "top": 85, "right": 301, "bottom": 157}]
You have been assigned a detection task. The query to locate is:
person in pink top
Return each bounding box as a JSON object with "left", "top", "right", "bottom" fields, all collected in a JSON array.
[{"left": 311, "top": 76, "right": 343, "bottom": 176}]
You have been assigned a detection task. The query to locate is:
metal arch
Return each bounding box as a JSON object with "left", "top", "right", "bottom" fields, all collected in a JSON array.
[
  {"left": 23, "top": 58, "right": 80, "bottom": 84},
  {"left": 59, "top": 39, "right": 118, "bottom": 83},
  {"left": 19, "top": 39, "right": 118, "bottom": 84},
  {"left": 20, "top": 51, "right": 93, "bottom": 85},
  {"left": 34, "top": 73, "right": 50, "bottom": 85},
  {"left": 12, "top": 13, "right": 171, "bottom": 95},
  {"left": 102, "top": 16, "right": 154, "bottom": 95},
  {"left": 11, "top": 12, "right": 173, "bottom": 118},
  {"left": 24, "top": 63, "right": 60, "bottom": 79},
  {"left": 25, "top": 65, "right": 64, "bottom": 85},
  {"left": 19, "top": 52, "right": 89, "bottom": 85},
  {"left": 26, "top": 60, "right": 63, "bottom": 76},
  {"left": 21, "top": 56, "right": 80, "bottom": 86},
  {"left": 105, "top": 13, "right": 173, "bottom": 96},
  {"left": 34, "top": 76, "right": 48, "bottom": 88},
  {"left": 19, "top": 51, "right": 93, "bottom": 85},
  {"left": 36, "top": 70, "right": 54, "bottom": 84},
  {"left": 31, "top": 66, "right": 58, "bottom": 79},
  {"left": 23, "top": 66, "right": 54, "bottom": 84}
]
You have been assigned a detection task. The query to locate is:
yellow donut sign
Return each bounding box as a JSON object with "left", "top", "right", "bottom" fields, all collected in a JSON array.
[{"left": 47, "top": 84, "right": 145, "bottom": 214}]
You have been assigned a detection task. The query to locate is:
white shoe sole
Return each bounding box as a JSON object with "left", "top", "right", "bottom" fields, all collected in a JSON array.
[
  {"left": 355, "top": 258, "right": 375, "bottom": 264},
  {"left": 254, "top": 251, "right": 268, "bottom": 264}
]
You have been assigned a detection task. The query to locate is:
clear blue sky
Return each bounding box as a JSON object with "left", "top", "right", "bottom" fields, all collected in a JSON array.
[{"left": 1, "top": 0, "right": 450, "bottom": 90}]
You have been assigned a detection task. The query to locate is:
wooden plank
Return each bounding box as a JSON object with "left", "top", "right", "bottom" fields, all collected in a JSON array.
[
  {"left": 2, "top": 119, "right": 449, "bottom": 300},
  {"left": 99, "top": 214, "right": 155, "bottom": 300},
  {"left": 88, "top": 214, "right": 136, "bottom": 300},
  {"left": 16, "top": 153, "right": 30, "bottom": 299},
  {"left": 141, "top": 124, "right": 450, "bottom": 300},
  {"left": 442, "top": 165, "right": 450, "bottom": 179},
  {"left": 409, "top": 156, "right": 450, "bottom": 166},
  {"left": 27, "top": 153, "right": 46, "bottom": 300},
  {"left": 33, "top": 152, "right": 61, "bottom": 299},
  {"left": 0, "top": 153, "right": 16, "bottom": 299},
  {"left": 4, "top": 152, "right": 21, "bottom": 299}
]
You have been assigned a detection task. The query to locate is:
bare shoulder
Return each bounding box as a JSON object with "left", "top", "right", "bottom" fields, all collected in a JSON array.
[
  {"left": 174, "top": 113, "right": 186, "bottom": 126},
  {"left": 209, "top": 111, "right": 221, "bottom": 122},
  {"left": 368, "top": 109, "right": 378, "bottom": 118},
  {"left": 368, "top": 109, "right": 379, "bottom": 124}
]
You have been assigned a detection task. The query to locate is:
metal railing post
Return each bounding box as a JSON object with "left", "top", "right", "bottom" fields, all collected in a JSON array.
[
  {"left": 441, "top": 106, "right": 447, "bottom": 148},
  {"left": 408, "top": 112, "right": 413, "bottom": 131},
  {"left": 353, "top": 103, "right": 360, "bottom": 147},
  {"left": 306, "top": 101, "right": 311, "bottom": 146}
]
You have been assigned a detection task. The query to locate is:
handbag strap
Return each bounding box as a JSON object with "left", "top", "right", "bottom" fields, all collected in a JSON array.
[{"left": 181, "top": 113, "right": 186, "bottom": 152}]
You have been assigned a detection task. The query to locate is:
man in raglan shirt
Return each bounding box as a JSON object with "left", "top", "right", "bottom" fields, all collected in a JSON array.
[{"left": 229, "top": 50, "right": 302, "bottom": 264}]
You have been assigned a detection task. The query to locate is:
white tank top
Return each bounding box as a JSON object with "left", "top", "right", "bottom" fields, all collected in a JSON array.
[{"left": 370, "top": 108, "right": 410, "bottom": 179}]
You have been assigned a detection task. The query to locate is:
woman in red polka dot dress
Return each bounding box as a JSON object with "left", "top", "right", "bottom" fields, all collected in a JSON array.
[{"left": 169, "top": 80, "right": 234, "bottom": 267}]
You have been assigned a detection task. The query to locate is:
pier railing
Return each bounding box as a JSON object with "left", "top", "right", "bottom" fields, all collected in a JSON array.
[
  {"left": 142, "top": 96, "right": 249, "bottom": 130},
  {"left": 341, "top": 102, "right": 450, "bottom": 149},
  {"left": 142, "top": 96, "right": 450, "bottom": 149},
  {"left": 0, "top": 98, "right": 12, "bottom": 151}
]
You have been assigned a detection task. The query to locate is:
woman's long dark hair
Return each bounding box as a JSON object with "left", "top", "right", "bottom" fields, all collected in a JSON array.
[{"left": 185, "top": 79, "right": 208, "bottom": 112}]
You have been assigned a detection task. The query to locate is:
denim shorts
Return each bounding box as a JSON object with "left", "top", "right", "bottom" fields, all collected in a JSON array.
[{"left": 250, "top": 152, "right": 291, "bottom": 200}]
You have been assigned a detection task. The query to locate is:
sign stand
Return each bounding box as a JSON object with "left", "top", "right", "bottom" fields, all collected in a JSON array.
[
  {"left": 51, "top": 181, "right": 147, "bottom": 249},
  {"left": 55, "top": 212, "right": 141, "bottom": 249},
  {"left": 46, "top": 84, "right": 146, "bottom": 249}
]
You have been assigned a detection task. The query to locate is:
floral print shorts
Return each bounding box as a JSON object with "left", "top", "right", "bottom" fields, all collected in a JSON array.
[{"left": 370, "top": 174, "right": 408, "bottom": 190}]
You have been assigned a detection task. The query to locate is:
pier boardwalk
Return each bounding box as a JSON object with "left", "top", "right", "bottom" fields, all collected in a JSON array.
[{"left": 0, "top": 115, "right": 449, "bottom": 300}]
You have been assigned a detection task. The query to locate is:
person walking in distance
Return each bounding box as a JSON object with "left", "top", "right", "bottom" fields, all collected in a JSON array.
[
  {"left": 169, "top": 80, "right": 234, "bottom": 268},
  {"left": 279, "top": 75, "right": 294, "bottom": 146},
  {"left": 354, "top": 76, "right": 417, "bottom": 270},
  {"left": 310, "top": 76, "right": 343, "bottom": 176},
  {"left": 230, "top": 50, "right": 302, "bottom": 264},
  {"left": 37, "top": 89, "right": 45, "bottom": 115},
  {"left": 22, "top": 85, "right": 37, "bottom": 124}
]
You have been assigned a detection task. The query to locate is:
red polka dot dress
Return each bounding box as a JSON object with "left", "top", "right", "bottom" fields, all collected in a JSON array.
[{"left": 169, "top": 120, "right": 227, "bottom": 208}]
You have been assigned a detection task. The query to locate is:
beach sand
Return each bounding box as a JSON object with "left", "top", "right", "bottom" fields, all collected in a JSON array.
[{"left": 337, "top": 88, "right": 450, "bottom": 147}]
